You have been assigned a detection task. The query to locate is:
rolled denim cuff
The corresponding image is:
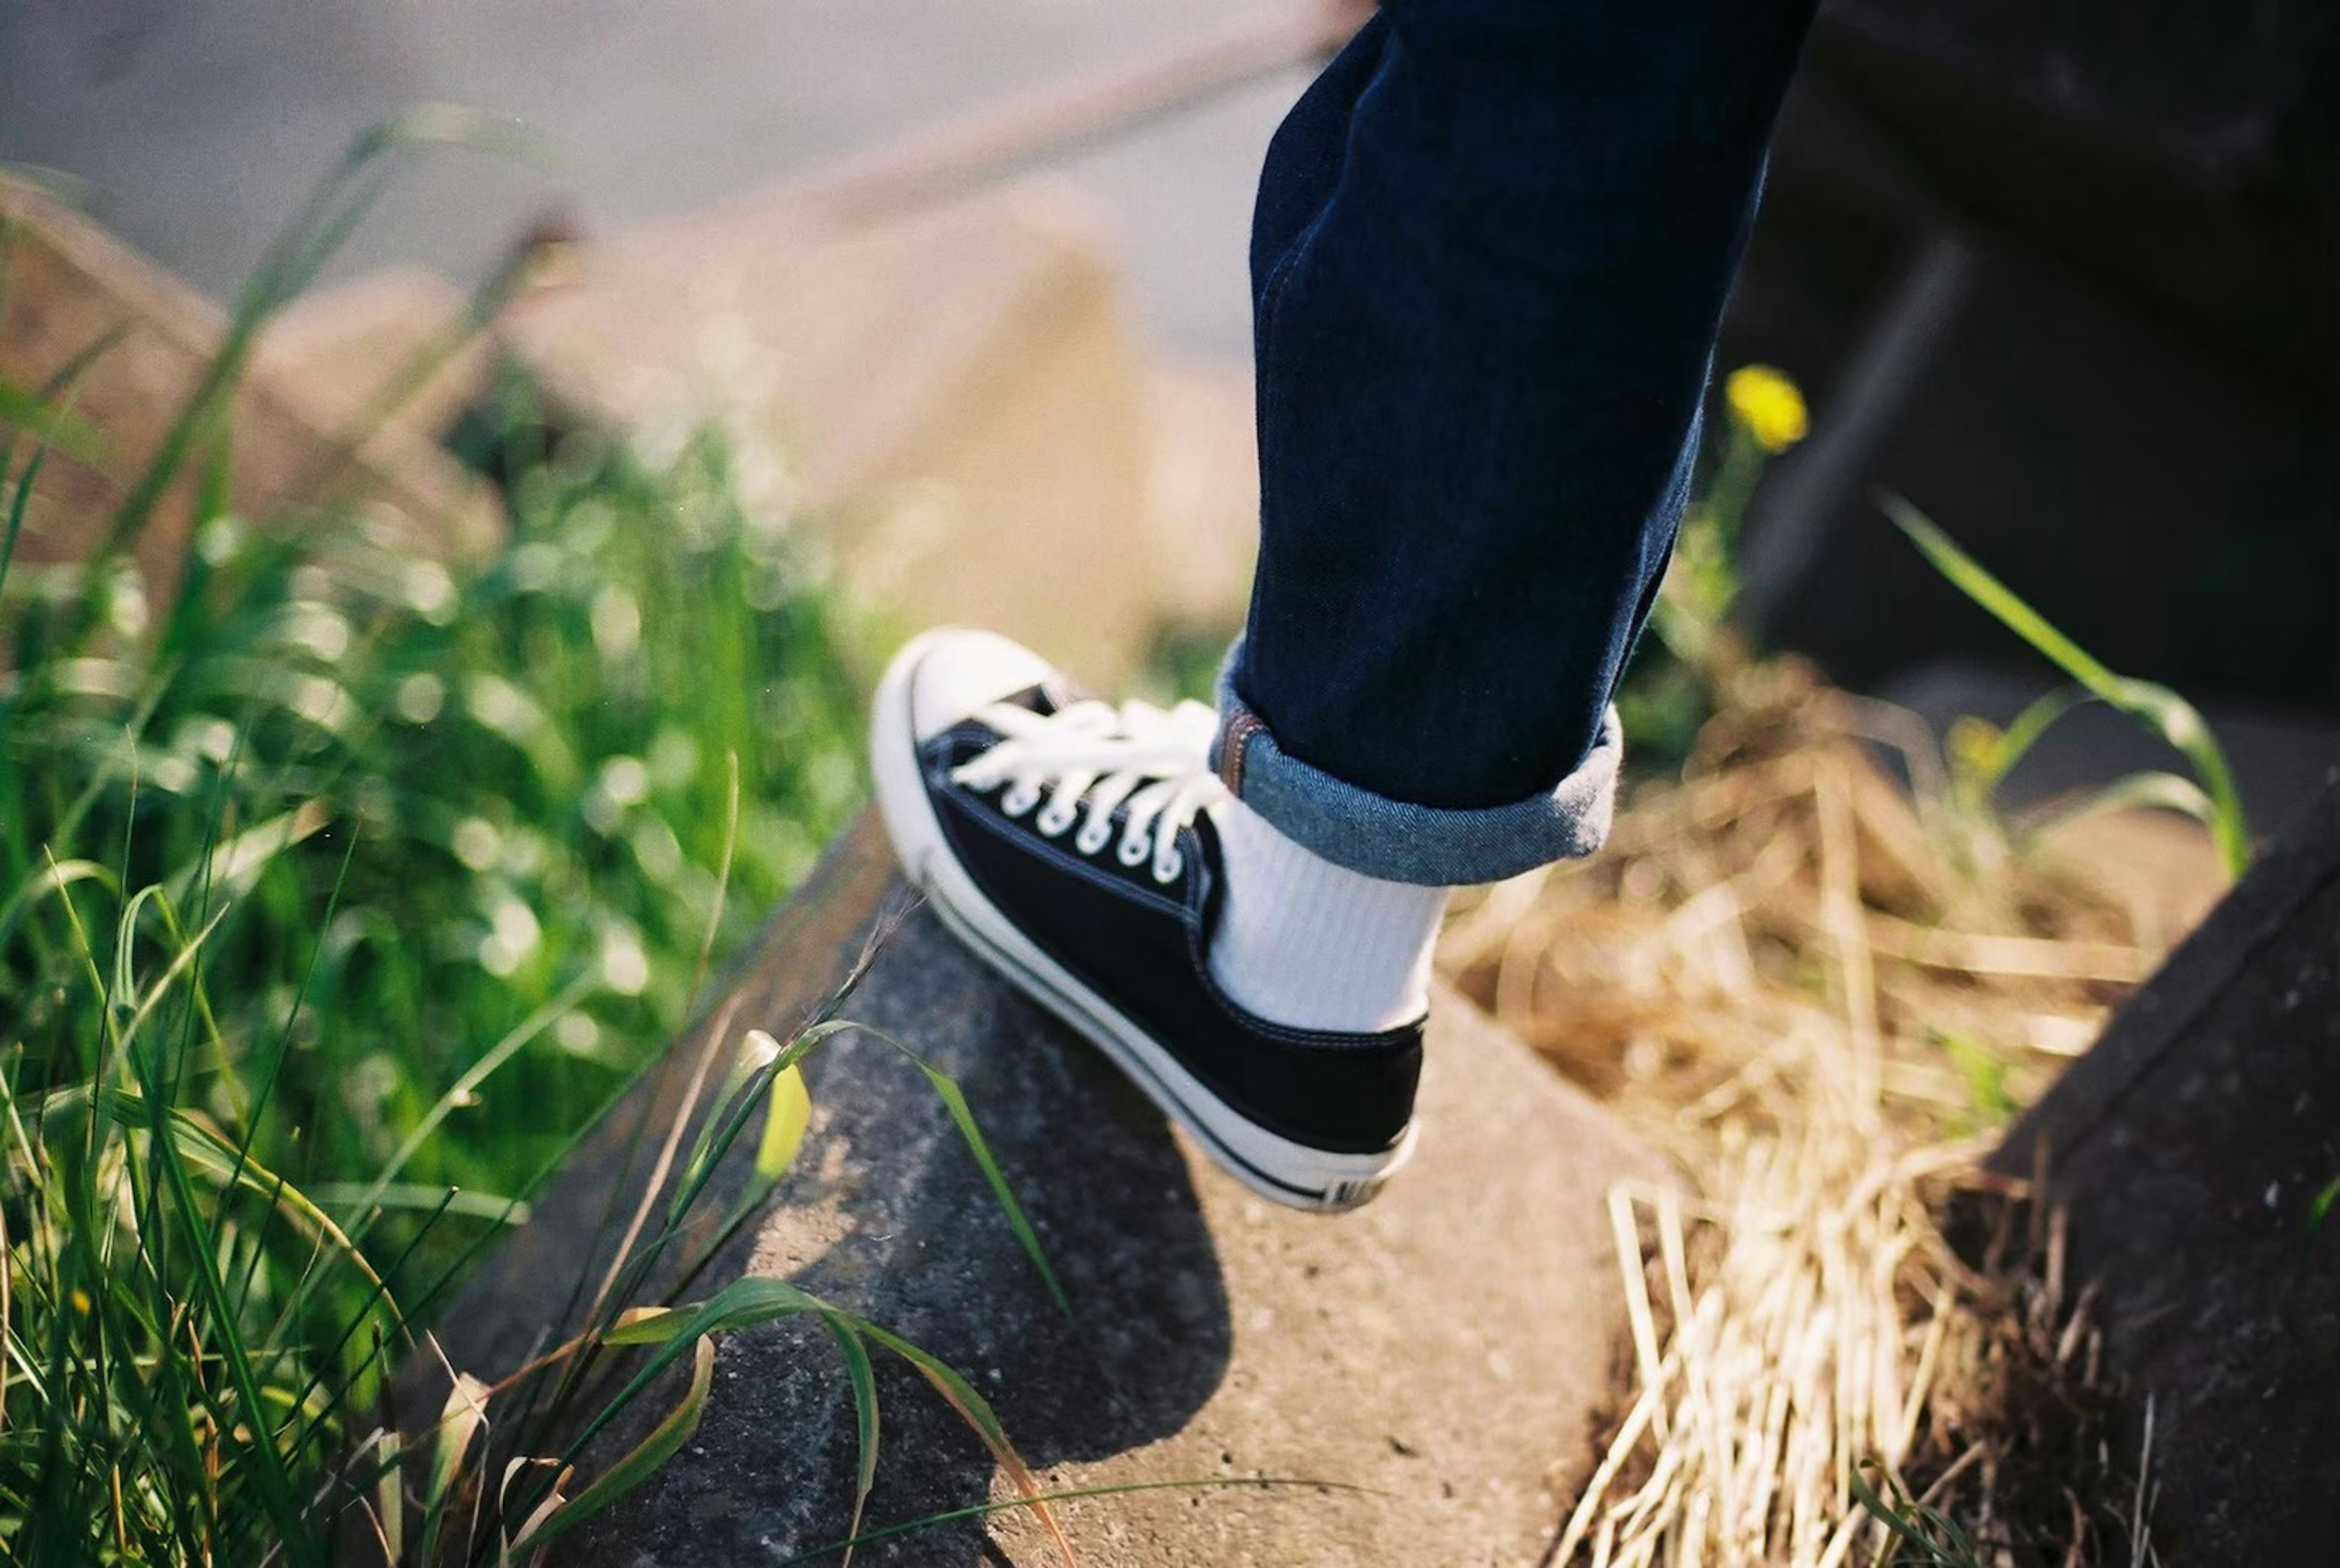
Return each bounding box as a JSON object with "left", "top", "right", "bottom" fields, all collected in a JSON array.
[{"left": 1210, "top": 644, "right": 1623, "bottom": 886}]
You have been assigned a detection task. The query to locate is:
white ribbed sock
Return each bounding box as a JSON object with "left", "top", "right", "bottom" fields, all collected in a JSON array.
[{"left": 1205, "top": 798, "right": 1451, "bottom": 1033}]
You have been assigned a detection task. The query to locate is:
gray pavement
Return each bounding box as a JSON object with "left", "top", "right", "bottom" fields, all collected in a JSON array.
[
  {"left": 0, "top": 0, "right": 1302, "bottom": 357},
  {"left": 416, "top": 812, "right": 1667, "bottom": 1566}
]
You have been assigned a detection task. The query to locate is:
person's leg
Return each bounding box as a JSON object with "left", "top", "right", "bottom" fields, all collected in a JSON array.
[
  {"left": 870, "top": 1, "right": 1819, "bottom": 1208},
  {"left": 1222, "top": 0, "right": 1818, "bottom": 851},
  {"left": 1202, "top": 18, "right": 1459, "bottom": 1035},
  {"left": 1206, "top": 0, "right": 1817, "bottom": 1032}
]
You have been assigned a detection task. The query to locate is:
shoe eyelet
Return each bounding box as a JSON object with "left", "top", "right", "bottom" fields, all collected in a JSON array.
[
  {"left": 1000, "top": 782, "right": 1040, "bottom": 818},
  {"left": 1151, "top": 847, "right": 1183, "bottom": 884},
  {"left": 1036, "top": 800, "right": 1076, "bottom": 837},
  {"left": 1074, "top": 820, "right": 1113, "bottom": 855},
  {"left": 1116, "top": 834, "right": 1150, "bottom": 867}
]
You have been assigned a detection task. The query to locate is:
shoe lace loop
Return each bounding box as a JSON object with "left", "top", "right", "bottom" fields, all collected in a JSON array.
[{"left": 949, "top": 698, "right": 1225, "bottom": 883}]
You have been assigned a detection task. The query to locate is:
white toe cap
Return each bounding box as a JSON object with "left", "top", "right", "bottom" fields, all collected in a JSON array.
[{"left": 901, "top": 628, "right": 1056, "bottom": 741}]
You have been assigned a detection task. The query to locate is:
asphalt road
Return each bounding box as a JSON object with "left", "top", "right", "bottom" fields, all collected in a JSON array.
[{"left": 0, "top": 0, "right": 1305, "bottom": 357}]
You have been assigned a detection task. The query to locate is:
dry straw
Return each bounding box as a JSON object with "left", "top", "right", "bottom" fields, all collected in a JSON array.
[{"left": 1441, "top": 665, "right": 2175, "bottom": 1567}]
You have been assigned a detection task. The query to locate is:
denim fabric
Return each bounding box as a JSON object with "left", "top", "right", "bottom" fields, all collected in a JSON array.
[
  {"left": 1224, "top": 0, "right": 1816, "bottom": 883},
  {"left": 1213, "top": 639, "right": 1623, "bottom": 885}
]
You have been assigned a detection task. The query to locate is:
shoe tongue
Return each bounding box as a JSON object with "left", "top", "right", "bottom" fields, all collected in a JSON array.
[{"left": 1002, "top": 670, "right": 1088, "bottom": 719}]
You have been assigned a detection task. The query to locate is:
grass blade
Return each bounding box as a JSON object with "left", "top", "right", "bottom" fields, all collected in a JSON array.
[
  {"left": 340, "top": 973, "right": 598, "bottom": 1247},
  {"left": 510, "top": 1336, "right": 714, "bottom": 1556},
  {"left": 840, "top": 1023, "right": 1070, "bottom": 1322},
  {"left": 2021, "top": 770, "right": 2218, "bottom": 840},
  {"left": 854, "top": 1321, "right": 1076, "bottom": 1568},
  {"left": 1848, "top": 1460, "right": 1978, "bottom": 1567},
  {"left": 594, "top": 1283, "right": 1051, "bottom": 1564},
  {"left": 819, "top": 1314, "right": 881, "bottom": 1568},
  {"left": 576, "top": 1277, "right": 834, "bottom": 1461},
  {"left": 87, "top": 108, "right": 529, "bottom": 594},
  {"left": 758, "top": 1056, "right": 814, "bottom": 1182},
  {"left": 2308, "top": 1176, "right": 2339, "bottom": 1241},
  {"left": 1, "top": 429, "right": 50, "bottom": 605},
  {"left": 1971, "top": 685, "right": 2082, "bottom": 792},
  {"left": 1885, "top": 492, "right": 2250, "bottom": 878},
  {"left": 20, "top": 1082, "right": 406, "bottom": 1332},
  {"left": 418, "top": 1372, "right": 492, "bottom": 1567}
]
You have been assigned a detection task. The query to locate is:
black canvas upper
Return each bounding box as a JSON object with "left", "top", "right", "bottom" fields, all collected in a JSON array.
[{"left": 920, "top": 692, "right": 1422, "bottom": 1157}]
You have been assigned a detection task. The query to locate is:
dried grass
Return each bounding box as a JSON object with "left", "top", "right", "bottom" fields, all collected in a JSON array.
[{"left": 1442, "top": 664, "right": 2174, "bottom": 1567}]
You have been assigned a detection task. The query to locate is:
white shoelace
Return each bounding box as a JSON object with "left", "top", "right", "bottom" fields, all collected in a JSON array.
[{"left": 949, "top": 697, "right": 1228, "bottom": 885}]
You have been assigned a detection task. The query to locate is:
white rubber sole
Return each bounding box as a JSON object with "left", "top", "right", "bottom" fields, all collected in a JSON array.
[{"left": 871, "top": 631, "right": 1414, "bottom": 1213}]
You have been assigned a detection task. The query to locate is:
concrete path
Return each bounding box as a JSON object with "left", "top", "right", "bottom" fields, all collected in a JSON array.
[
  {"left": 417, "top": 812, "right": 1671, "bottom": 1566},
  {"left": 0, "top": 1, "right": 1299, "bottom": 357}
]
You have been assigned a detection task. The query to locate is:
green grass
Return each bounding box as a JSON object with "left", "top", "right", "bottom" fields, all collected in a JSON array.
[
  {"left": 4, "top": 385, "right": 868, "bottom": 1255},
  {"left": 1881, "top": 494, "right": 2246, "bottom": 884},
  {"left": 1884, "top": 494, "right": 2252, "bottom": 880},
  {"left": 1849, "top": 1462, "right": 1991, "bottom": 1568},
  {"left": 0, "top": 379, "right": 876, "bottom": 1556},
  {"left": 1614, "top": 371, "right": 1799, "bottom": 772},
  {"left": 0, "top": 128, "right": 1095, "bottom": 1564}
]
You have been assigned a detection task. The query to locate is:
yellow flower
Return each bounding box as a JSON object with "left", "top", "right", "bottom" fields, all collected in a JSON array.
[{"left": 1724, "top": 364, "right": 1809, "bottom": 455}]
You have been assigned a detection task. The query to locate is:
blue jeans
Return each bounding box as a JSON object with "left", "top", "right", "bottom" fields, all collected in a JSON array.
[{"left": 1211, "top": 0, "right": 1817, "bottom": 885}]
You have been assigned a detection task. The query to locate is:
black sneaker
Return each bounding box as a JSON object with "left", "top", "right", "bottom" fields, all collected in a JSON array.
[{"left": 871, "top": 628, "right": 1420, "bottom": 1211}]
